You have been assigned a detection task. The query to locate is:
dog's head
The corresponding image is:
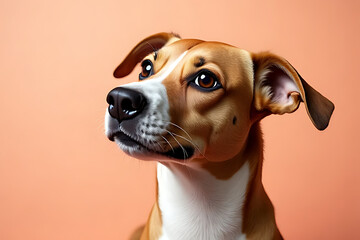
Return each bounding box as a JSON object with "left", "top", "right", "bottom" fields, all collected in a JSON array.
[{"left": 105, "top": 32, "right": 334, "bottom": 163}]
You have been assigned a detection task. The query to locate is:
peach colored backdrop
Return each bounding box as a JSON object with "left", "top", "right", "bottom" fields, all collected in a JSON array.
[{"left": 1, "top": 0, "right": 359, "bottom": 239}]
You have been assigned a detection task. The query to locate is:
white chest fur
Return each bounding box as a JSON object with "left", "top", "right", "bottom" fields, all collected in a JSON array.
[{"left": 157, "top": 161, "right": 250, "bottom": 240}]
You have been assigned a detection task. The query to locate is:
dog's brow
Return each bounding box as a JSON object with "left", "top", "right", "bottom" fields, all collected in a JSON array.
[{"left": 195, "top": 57, "right": 205, "bottom": 67}]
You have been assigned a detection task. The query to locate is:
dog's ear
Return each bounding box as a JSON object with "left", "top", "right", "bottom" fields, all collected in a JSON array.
[
  {"left": 252, "top": 52, "right": 334, "bottom": 130},
  {"left": 113, "top": 32, "right": 181, "bottom": 78}
]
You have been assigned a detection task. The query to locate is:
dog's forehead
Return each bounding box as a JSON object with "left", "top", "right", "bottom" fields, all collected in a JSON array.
[
  {"left": 163, "top": 40, "right": 240, "bottom": 60},
  {"left": 161, "top": 40, "right": 253, "bottom": 77},
  {"left": 161, "top": 39, "right": 204, "bottom": 56}
]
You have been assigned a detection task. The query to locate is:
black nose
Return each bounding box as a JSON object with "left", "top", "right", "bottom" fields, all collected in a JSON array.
[{"left": 106, "top": 87, "right": 147, "bottom": 122}]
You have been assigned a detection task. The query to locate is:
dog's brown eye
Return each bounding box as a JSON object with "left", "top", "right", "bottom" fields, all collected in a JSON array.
[
  {"left": 195, "top": 73, "right": 216, "bottom": 88},
  {"left": 139, "top": 60, "right": 153, "bottom": 80},
  {"left": 194, "top": 72, "right": 220, "bottom": 90},
  {"left": 188, "top": 70, "right": 222, "bottom": 92}
]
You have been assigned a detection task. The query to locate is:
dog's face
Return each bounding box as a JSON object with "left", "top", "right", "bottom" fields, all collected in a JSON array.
[{"left": 105, "top": 33, "right": 334, "bottom": 164}]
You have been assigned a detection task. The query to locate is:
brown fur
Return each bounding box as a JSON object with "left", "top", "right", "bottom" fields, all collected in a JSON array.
[
  {"left": 112, "top": 33, "right": 333, "bottom": 239},
  {"left": 139, "top": 200, "right": 162, "bottom": 240}
]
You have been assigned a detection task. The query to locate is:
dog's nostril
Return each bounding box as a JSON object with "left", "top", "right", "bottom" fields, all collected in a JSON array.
[
  {"left": 121, "top": 98, "right": 138, "bottom": 115},
  {"left": 107, "top": 95, "right": 115, "bottom": 105},
  {"left": 121, "top": 98, "right": 133, "bottom": 110}
]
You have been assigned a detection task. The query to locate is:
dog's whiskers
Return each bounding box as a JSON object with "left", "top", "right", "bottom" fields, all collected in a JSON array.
[
  {"left": 163, "top": 121, "right": 207, "bottom": 159},
  {"left": 165, "top": 130, "right": 189, "bottom": 160},
  {"left": 153, "top": 139, "right": 165, "bottom": 152},
  {"left": 161, "top": 135, "right": 174, "bottom": 153},
  {"left": 166, "top": 122, "right": 194, "bottom": 141},
  {"left": 169, "top": 132, "right": 208, "bottom": 160}
]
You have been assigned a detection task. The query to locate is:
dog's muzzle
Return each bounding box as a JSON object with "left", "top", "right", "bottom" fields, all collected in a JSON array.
[
  {"left": 106, "top": 87, "right": 147, "bottom": 122},
  {"left": 105, "top": 86, "right": 195, "bottom": 160}
]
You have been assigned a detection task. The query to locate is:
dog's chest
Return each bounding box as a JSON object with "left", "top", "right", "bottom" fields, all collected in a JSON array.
[{"left": 157, "top": 162, "right": 250, "bottom": 240}]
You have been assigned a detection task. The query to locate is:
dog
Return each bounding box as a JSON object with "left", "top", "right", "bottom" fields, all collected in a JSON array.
[{"left": 105, "top": 32, "right": 334, "bottom": 240}]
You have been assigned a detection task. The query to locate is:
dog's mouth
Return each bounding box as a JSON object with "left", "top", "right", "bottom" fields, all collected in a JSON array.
[{"left": 109, "top": 131, "right": 195, "bottom": 160}]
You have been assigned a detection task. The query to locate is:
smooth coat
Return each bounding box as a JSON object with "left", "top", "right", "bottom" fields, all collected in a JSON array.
[
  {"left": 157, "top": 161, "right": 250, "bottom": 240},
  {"left": 105, "top": 33, "right": 334, "bottom": 240}
]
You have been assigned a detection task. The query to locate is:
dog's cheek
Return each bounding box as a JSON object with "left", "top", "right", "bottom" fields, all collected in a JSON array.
[
  {"left": 202, "top": 95, "right": 251, "bottom": 162},
  {"left": 186, "top": 87, "right": 225, "bottom": 114},
  {"left": 164, "top": 80, "right": 187, "bottom": 123},
  {"left": 206, "top": 117, "right": 249, "bottom": 161},
  {"left": 183, "top": 111, "right": 212, "bottom": 149}
]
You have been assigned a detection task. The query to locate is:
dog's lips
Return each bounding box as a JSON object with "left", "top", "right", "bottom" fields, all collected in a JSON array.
[
  {"left": 109, "top": 131, "right": 194, "bottom": 160},
  {"left": 109, "top": 131, "right": 139, "bottom": 147}
]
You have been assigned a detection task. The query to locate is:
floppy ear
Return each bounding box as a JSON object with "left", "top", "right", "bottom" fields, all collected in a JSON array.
[
  {"left": 113, "top": 32, "right": 181, "bottom": 78},
  {"left": 252, "top": 52, "right": 334, "bottom": 130}
]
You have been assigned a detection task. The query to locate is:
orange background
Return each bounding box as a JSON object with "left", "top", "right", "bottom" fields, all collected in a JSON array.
[{"left": 1, "top": 0, "right": 359, "bottom": 239}]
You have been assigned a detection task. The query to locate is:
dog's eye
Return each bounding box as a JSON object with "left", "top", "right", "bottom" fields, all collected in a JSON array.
[
  {"left": 139, "top": 60, "right": 153, "bottom": 80},
  {"left": 195, "top": 73, "right": 216, "bottom": 88},
  {"left": 190, "top": 70, "right": 222, "bottom": 91}
]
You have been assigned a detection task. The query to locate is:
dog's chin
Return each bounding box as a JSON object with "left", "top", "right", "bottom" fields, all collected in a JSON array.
[{"left": 111, "top": 132, "right": 195, "bottom": 161}]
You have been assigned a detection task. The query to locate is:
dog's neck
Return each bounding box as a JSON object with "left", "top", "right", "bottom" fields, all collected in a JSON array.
[
  {"left": 152, "top": 123, "right": 281, "bottom": 240},
  {"left": 157, "top": 160, "right": 250, "bottom": 240}
]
